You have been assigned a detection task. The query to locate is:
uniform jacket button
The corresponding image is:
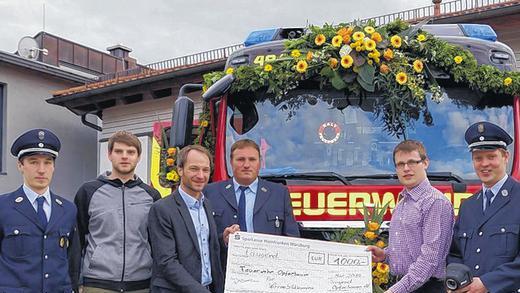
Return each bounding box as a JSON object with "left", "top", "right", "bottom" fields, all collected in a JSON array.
[
  {"left": 474, "top": 265, "right": 479, "bottom": 270},
  {"left": 13, "top": 229, "right": 19, "bottom": 235},
  {"left": 476, "top": 248, "right": 481, "bottom": 253},
  {"left": 501, "top": 227, "right": 506, "bottom": 233},
  {"left": 478, "top": 231, "right": 483, "bottom": 236}
]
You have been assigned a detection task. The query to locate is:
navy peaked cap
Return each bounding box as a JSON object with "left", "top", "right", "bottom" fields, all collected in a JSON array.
[
  {"left": 10, "top": 128, "right": 61, "bottom": 159},
  {"left": 464, "top": 121, "right": 512, "bottom": 151}
]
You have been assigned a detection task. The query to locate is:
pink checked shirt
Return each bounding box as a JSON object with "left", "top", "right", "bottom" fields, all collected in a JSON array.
[{"left": 386, "top": 179, "right": 455, "bottom": 293}]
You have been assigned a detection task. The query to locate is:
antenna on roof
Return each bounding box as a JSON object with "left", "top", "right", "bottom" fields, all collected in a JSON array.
[
  {"left": 17, "top": 36, "right": 48, "bottom": 60},
  {"left": 42, "top": 2, "right": 46, "bottom": 32}
]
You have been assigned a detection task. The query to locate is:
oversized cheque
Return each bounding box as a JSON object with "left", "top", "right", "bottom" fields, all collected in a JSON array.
[{"left": 225, "top": 232, "right": 372, "bottom": 293}]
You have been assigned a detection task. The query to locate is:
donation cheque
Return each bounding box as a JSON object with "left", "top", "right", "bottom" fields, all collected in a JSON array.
[{"left": 225, "top": 232, "right": 372, "bottom": 293}]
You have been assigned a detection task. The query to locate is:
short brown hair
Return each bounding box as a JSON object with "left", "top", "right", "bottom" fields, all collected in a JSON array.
[
  {"left": 230, "top": 139, "right": 260, "bottom": 159},
  {"left": 177, "top": 145, "right": 213, "bottom": 169},
  {"left": 108, "top": 131, "right": 142, "bottom": 156},
  {"left": 393, "top": 140, "right": 428, "bottom": 164}
]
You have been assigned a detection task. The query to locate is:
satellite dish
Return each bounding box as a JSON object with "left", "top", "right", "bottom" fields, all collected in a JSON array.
[{"left": 17, "top": 36, "right": 48, "bottom": 60}]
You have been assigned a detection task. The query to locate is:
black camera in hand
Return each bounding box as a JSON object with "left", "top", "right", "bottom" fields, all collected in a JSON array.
[{"left": 445, "top": 263, "right": 473, "bottom": 290}]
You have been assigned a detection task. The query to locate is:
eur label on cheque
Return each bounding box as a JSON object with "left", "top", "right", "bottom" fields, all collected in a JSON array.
[{"left": 225, "top": 232, "right": 372, "bottom": 293}]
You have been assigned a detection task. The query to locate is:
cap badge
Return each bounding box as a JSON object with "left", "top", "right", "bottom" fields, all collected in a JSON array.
[
  {"left": 38, "top": 131, "right": 45, "bottom": 140},
  {"left": 38, "top": 143, "right": 44, "bottom": 148},
  {"left": 479, "top": 136, "right": 485, "bottom": 141},
  {"left": 15, "top": 196, "right": 24, "bottom": 203},
  {"left": 477, "top": 123, "right": 485, "bottom": 133},
  {"left": 502, "top": 190, "right": 508, "bottom": 197}
]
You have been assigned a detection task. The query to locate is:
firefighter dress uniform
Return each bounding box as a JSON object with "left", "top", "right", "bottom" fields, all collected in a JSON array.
[
  {"left": 0, "top": 129, "right": 79, "bottom": 293},
  {"left": 448, "top": 122, "right": 520, "bottom": 293}
]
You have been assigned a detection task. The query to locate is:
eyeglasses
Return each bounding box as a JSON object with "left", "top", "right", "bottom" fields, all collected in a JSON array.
[{"left": 395, "top": 159, "right": 423, "bottom": 170}]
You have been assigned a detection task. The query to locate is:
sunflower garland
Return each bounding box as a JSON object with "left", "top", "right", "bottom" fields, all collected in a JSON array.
[{"left": 203, "top": 19, "right": 520, "bottom": 137}]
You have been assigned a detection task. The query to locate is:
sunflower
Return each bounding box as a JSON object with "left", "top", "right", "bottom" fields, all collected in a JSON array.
[
  {"left": 341, "top": 55, "right": 354, "bottom": 68},
  {"left": 167, "top": 147, "right": 176, "bottom": 155},
  {"left": 290, "top": 50, "right": 301, "bottom": 58},
  {"left": 375, "top": 240, "right": 386, "bottom": 248},
  {"left": 306, "top": 51, "right": 313, "bottom": 61},
  {"left": 364, "top": 26, "right": 375, "bottom": 34},
  {"left": 264, "top": 64, "right": 273, "bottom": 72},
  {"left": 364, "top": 231, "right": 377, "bottom": 240},
  {"left": 328, "top": 58, "right": 338, "bottom": 69},
  {"left": 454, "top": 56, "right": 463, "bottom": 64},
  {"left": 364, "top": 39, "right": 376, "bottom": 51},
  {"left": 166, "top": 171, "right": 179, "bottom": 182},
  {"left": 396, "top": 72, "right": 408, "bottom": 85},
  {"left": 332, "top": 35, "right": 343, "bottom": 47},
  {"left": 383, "top": 48, "right": 394, "bottom": 61},
  {"left": 367, "top": 221, "right": 380, "bottom": 231},
  {"left": 371, "top": 32, "right": 382, "bottom": 42},
  {"left": 225, "top": 67, "right": 234, "bottom": 75},
  {"left": 391, "top": 35, "right": 402, "bottom": 48},
  {"left": 352, "top": 31, "right": 365, "bottom": 42},
  {"left": 413, "top": 60, "right": 424, "bottom": 73},
  {"left": 504, "top": 77, "right": 513, "bottom": 86},
  {"left": 417, "top": 34, "right": 426, "bottom": 42},
  {"left": 376, "top": 263, "right": 390, "bottom": 274},
  {"left": 166, "top": 158, "right": 175, "bottom": 166},
  {"left": 296, "top": 60, "right": 308, "bottom": 73},
  {"left": 314, "top": 34, "right": 326, "bottom": 46},
  {"left": 201, "top": 120, "right": 209, "bottom": 127}
]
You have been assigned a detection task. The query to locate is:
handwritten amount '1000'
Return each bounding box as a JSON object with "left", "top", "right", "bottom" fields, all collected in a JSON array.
[{"left": 328, "top": 256, "right": 362, "bottom": 266}]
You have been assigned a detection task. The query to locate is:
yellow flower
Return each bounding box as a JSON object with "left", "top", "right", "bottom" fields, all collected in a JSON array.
[
  {"left": 355, "top": 45, "right": 364, "bottom": 52},
  {"left": 352, "top": 31, "right": 365, "bottom": 41},
  {"left": 337, "top": 27, "right": 352, "bottom": 43},
  {"left": 332, "top": 35, "right": 343, "bottom": 47},
  {"left": 364, "top": 39, "right": 376, "bottom": 51},
  {"left": 367, "top": 221, "right": 380, "bottom": 231},
  {"left": 201, "top": 120, "right": 209, "bottom": 127},
  {"left": 225, "top": 67, "right": 234, "bottom": 75},
  {"left": 380, "top": 64, "right": 390, "bottom": 74},
  {"left": 417, "top": 34, "right": 426, "bottom": 42},
  {"left": 376, "top": 240, "right": 386, "bottom": 248},
  {"left": 391, "top": 35, "right": 402, "bottom": 48},
  {"left": 504, "top": 77, "right": 513, "bottom": 86},
  {"left": 371, "top": 32, "right": 382, "bottom": 43},
  {"left": 202, "top": 85, "right": 207, "bottom": 93},
  {"left": 383, "top": 48, "right": 394, "bottom": 61},
  {"left": 166, "top": 171, "right": 179, "bottom": 182},
  {"left": 341, "top": 55, "right": 354, "bottom": 69},
  {"left": 367, "top": 59, "right": 373, "bottom": 65},
  {"left": 167, "top": 147, "right": 176, "bottom": 156},
  {"left": 306, "top": 51, "right": 313, "bottom": 61},
  {"left": 314, "top": 34, "right": 326, "bottom": 46},
  {"left": 364, "top": 26, "right": 375, "bottom": 34},
  {"left": 413, "top": 60, "right": 424, "bottom": 73},
  {"left": 364, "top": 231, "right": 377, "bottom": 240},
  {"left": 264, "top": 64, "right": 273, "bottom": 72},
  {"left": 376, "top": 263, "right": 390, "bottom": 274},
  {"left": 396, "top": 72, "right": 408, "bottom": 85},
  {"left": 291, "top": 50, "right": 301, "bottom": 58},
  {"left": 328, "top": 58, "right": 338, "bottom": 69},
  {"left": 454, "top": 56, "right": 463, "bottom": 64},
  {"left": 166, "top": 158, "right": 175, "bottom": 166},
  {"left": 296, "top": 60, "right": 308, "bottom": 73}
]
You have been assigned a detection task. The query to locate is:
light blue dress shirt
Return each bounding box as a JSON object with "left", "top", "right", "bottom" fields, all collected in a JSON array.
[
  {"left": 233, "top": 178, "right": 258, "bottom": 233},
  {"left": 178, "top": 186, "right": 212, "bottom": 286},
  {"left": 23, "top": 184, "right": 51, "bottom": 221},
  {"left": 482, "top": 174, "right": 508, "bottom": 210}
]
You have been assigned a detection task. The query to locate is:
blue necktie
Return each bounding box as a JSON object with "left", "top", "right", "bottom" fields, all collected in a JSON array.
[
  {"left": 238, "top": 186, "right": 248, "bottom": 232},
  {"left": 36, "top": 197, "right": 48, "bottom": 228},
  {"left": 483, "top": 189, "right": 494, "bottom": 212}
]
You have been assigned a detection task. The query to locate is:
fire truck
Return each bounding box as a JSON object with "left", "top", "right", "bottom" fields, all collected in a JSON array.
[{"left": 151, "top": 23, "right": 518, "bottom": 238}]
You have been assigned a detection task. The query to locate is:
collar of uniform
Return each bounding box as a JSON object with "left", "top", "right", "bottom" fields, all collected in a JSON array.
[
  {"left": 401, "top": 178, "right": 431, "bottom": 202},
  {"left": 178, "top": 185, "right": 205, "bottom": 209},
  {"left": 233, "top": 177, "right": 259, "bottom": 194},
  {"left": 23, "top": 184, "right": 51, "bottom": 205},
  {"left": 482, "top": 174, "right": 508, "bottom": 196}
]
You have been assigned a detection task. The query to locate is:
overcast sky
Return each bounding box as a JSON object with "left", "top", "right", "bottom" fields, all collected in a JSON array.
[{"left": 0, "top": 0, "right": 431, "bottom": 64}]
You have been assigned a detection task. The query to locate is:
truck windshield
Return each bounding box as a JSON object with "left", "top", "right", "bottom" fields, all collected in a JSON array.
[{"left": 225, "top": 86, "right": 514, "bottom": 181}]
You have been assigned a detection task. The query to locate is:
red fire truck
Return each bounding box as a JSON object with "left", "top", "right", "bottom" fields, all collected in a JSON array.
[{"left": 152, "top": 23, "right": 518, "bottom": 238}]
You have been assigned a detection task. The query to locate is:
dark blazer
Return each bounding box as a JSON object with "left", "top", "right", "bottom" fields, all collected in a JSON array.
[
  {"left": 0, "top": 186, "right": 80, "bottom": 293},
  {"left": 148, "top": 190, "right": 224, "bottom": 293},
  {"left": 204, "top": 178, "right": 300, "bottom": 270},
  {"left": 448, "top": 176, "right": 520, "bottom": 293}
]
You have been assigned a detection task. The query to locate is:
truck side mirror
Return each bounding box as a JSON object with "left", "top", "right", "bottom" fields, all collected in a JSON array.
[
  {"left": 202, "top": 73, "right": 235, "bottom": 101},
  {"left": 171, "top": 84, "right": 202, "bottom": 148}
]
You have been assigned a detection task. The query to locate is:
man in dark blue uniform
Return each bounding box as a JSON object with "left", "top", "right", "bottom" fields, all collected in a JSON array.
[
  {"left": 0, "top": 129, "right": 79, "bottom": 293},
  {"left": 448, "top": 121, "right": 520, "bottom": 293}
]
